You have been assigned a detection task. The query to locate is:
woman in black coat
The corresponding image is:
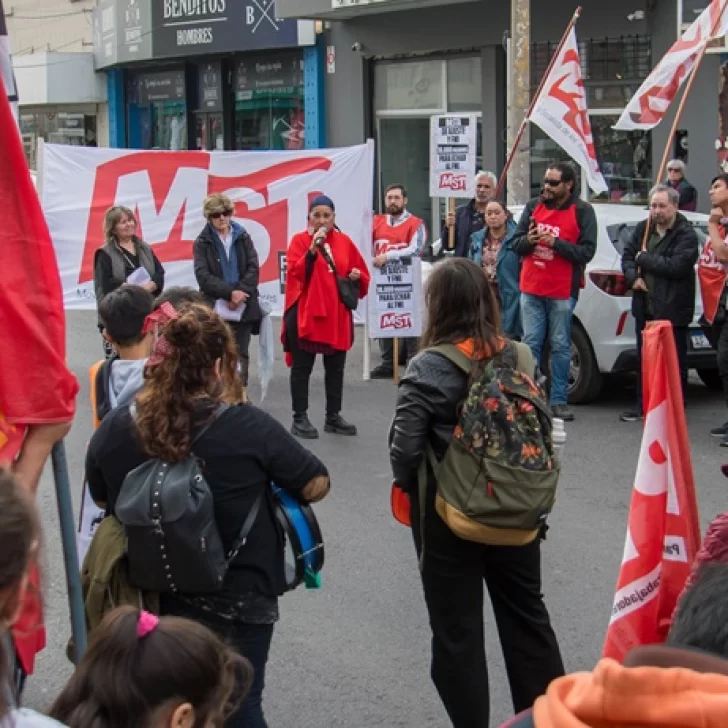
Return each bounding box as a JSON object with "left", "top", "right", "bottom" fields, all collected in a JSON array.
[{"left": 193, "top": 193, "right": 262, "bottom": 386}]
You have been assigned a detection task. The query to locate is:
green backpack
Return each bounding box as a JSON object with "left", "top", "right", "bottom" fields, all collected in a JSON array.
[{"left": 419, "top": 342, "right": 559, "bottom": 547}]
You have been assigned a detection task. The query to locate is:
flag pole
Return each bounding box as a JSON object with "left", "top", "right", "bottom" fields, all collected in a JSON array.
[
  {"left": 51, "top": 441, "right": 87, "bottom": 661},
  {"left": 641, "top": 0, "right": 728, "bottom": 250},
  {"left": 496, "top": 6, "right": 583, "bottom": 199}
]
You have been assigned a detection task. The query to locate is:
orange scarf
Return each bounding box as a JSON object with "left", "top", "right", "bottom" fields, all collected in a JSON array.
[{"left": 455, "top": 337, "right": 506, "bottom": 360}]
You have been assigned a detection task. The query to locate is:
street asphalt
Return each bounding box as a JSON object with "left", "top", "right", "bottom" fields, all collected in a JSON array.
[{"left": 23, "top": 311, "right": 728, "bottom": 727}]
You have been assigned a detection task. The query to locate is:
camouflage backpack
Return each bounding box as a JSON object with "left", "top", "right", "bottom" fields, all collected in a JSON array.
[{"left": 420, "top": 342, "right": 559, "bottom": 547}]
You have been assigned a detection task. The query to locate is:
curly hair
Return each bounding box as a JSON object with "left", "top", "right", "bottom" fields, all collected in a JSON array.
[
  {"left": 135, "top": 304, "right": 243, "bottom": 462},
  {"left": 49, "top": 606, "right": 251, "bottom": 728}
]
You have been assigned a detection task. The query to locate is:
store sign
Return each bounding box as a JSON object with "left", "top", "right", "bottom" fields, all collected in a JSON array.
[
  {"left": 93, "top": 0, "right": 153, "bottom": 69},
  {"left": 132, "top": 70, "right": 186, "bottom": 104},
  {"left": 152, "top": 0, "right": 309, "bottom": 59},
  {"left": 368, "top": 258, "right": 423, "bottom": 339},
  {"left": 198, "top": 61, "right": 223, "bottom": 111},
  {"left": 429, "top": 114, "right": 478, "bottom": 198},
  {"left": 40, "top": 142, "right": 375, "bottom": 318},
  {"left": 235, "top": 54, "right": 302, "bottom": 101}
]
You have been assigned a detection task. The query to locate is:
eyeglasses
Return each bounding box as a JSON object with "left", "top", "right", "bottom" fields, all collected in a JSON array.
[
  {"left": 667, "top": 168, "right": 681, "bottom": 172},
  {"left": 543, "top": 178, "right": 563, "bottom": 187},
  {"left": 210, "top": 210, "right": 232, "bottom": 219}
]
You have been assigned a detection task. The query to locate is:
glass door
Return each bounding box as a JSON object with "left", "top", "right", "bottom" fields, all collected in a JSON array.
[
  {"left": 195, "top": 113, "right": 224, "bottom": 151},
  {"left": 377, "top": 117, "right": 433, "bottom": 230}
]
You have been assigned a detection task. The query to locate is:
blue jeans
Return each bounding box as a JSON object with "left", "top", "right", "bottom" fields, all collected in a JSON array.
[{"left": 520, "top": 293, "right": 575, "bottom": 406}]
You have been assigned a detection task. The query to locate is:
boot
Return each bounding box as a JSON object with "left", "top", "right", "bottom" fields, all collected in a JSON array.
[
  {"left": 324, "top": 413, "right": 357, "bottom": 436},
  {"left": 291, "top": 413, "right": 319, "bottom": 440}
]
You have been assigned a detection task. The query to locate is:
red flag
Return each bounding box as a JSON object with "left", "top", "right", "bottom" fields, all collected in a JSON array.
[
  {"left": 603, "top": 321, "right": 701, "bottom": 661},
  {"left": 0, "top": 20, "right": 78, "bottom": 674}
]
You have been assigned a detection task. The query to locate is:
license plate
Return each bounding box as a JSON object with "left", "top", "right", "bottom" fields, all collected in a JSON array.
[{"left": 691, "top": 331, "right": 712, "bottom": 350}]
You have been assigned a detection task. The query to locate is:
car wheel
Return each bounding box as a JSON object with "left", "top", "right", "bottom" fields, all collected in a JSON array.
[
  {"left": 697, "top": 367, "right": 722, "bottom": 391},
  {"left": 568, "top": 324, "right": 603, "bottom": 404},
  {"left": 542, "top": 322, "right": 602, "bottom": 404}
]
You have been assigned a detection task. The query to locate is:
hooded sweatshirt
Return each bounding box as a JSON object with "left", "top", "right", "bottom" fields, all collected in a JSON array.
[
  {"left": 504, "top": 646, "right": 728, "bottom": 728},
  {"left": 107, "top": 359, "right": 146, "bottom": 410}
]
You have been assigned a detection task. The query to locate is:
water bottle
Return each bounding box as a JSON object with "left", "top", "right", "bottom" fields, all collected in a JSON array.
[{"left": 552, "top": 417, "right": 566, "bottom": 469}]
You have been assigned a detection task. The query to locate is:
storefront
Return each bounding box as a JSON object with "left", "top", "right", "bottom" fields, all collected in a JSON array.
[
  {"left": 93, "top": 0, "right": 321, "bottom": 151},
  {"left": 278, "top": 0, "right": 719, "bottom": 217}
]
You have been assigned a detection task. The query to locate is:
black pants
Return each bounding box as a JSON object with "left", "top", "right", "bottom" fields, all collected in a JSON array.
[
  {"left": 411, "top": 484, "right": 564, "bottom": 727},
  {"left": 379, "top": 337, "right": 419, "bottom": 369},
  {"left": 635, "top": 316, "right": 688, "bottom": 413},
  {"left": 231, "top": 322, "right": 255, "bottom": 387},
  {"left": 286, "top": 307, "right": 347, "bottom": 416},
  {"left": 710, "top": 318, "right": 728, "bottom": 409}
]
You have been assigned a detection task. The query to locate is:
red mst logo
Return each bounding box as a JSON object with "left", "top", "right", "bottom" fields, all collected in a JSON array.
[
  {"left": 79, "top": 152, "right": 333, "bottom": 284},
  {"left": 380, "top": 313, "right": 412, "bottom": 330},
  {"left": 438, "top": 173, "right": 467, "bottom": 191}
]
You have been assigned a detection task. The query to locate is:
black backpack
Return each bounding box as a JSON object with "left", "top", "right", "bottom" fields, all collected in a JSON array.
[{"left": 115, "top": 405, "right": 261, "bottom": 594}]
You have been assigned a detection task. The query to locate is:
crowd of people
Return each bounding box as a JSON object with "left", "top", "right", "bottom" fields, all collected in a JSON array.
[{"left": 4, "top": 155, "right": 728, "bottom": 728}]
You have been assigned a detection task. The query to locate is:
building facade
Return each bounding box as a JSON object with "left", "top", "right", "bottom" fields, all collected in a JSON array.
[
  {"left": 278, "top": 0, "right": 722, "bottom": 229},
  {"left": 93, "top": 0, "right": 324, "bottom": 152},
  {"left": 7, "top": 0, "right": 108, "bottom": 168}
]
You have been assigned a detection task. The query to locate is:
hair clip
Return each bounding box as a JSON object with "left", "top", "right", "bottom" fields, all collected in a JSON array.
[
  {"left": 142, "top": 302, "right": 179, "bottom": 335},
  {"left": 137, "top": 611, "right": 159, "bottom": 639}
]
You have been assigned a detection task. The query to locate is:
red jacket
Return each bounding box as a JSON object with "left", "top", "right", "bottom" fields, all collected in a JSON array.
[{"left": 281, "top": 228, "right": 370, "bottom": 359}]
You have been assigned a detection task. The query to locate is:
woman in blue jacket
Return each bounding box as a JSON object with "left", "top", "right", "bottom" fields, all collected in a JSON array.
[{"left": 467, "top": 200, "right": 522, "bottom": 339}]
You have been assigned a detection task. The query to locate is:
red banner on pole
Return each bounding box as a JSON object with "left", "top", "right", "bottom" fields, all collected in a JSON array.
[{"left": 603, "top": 321, "right": 701, "bottom": 662}]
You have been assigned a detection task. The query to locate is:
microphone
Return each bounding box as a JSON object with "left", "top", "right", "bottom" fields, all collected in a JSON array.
[{"left": 314, "top": 225, "right": 328, "bottom": 245}]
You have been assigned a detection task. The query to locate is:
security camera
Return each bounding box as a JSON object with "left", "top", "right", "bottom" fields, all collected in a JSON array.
[{"left": 351, "top": 42, "right": 363, "bottom": 52}]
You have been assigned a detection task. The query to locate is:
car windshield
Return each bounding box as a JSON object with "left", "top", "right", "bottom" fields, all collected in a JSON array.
[{"left": 607, "top": 221, "right": 708, "bottom": 255}]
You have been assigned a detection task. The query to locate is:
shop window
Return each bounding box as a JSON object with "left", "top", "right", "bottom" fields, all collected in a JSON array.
[
  {"left": 21, "top": 111, "right": 97, "bottom": 169},
  {"left": 447, "top": 57, "right": 482, "bottom": 112},
  {"left": 234, "top": 53, "right": 305, "bottom": 150},
  {"left": 374, "top": 60, "right": 444, "bottom": 111},
  {"left": 530, "top": 116, "right": 652, "bottom": 204}
]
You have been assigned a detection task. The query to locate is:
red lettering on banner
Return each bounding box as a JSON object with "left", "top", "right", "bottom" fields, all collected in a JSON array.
[
  {"left": 439, "top": 173, "right": 467, "bottom": 192},
  {"left": 79, "top": 153, "right": 333, "bottom": 285},
  {"left": 380, "top": 313, "right": 412, "bottom": 330},
  {"left": 548, "top": 49, "right": 599, "bottom": 165}
]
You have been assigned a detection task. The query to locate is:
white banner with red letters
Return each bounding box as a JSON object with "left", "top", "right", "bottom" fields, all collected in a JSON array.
[
  {"left": 527, "top": 28, "right": 608, "bottom": 195},
  {"left": 615, "top": 0, "right": 728, "bottom": 131},
  {"left": 368, "top": 257, "right": 423, "bottom": 339},
  {"left": 40, "top": 142, "right": 375, "bottom": 315}
]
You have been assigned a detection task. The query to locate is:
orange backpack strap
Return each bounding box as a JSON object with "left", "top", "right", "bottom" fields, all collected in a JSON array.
[{"left": 88, "top": 361, "right": 104, "bottom": 430}]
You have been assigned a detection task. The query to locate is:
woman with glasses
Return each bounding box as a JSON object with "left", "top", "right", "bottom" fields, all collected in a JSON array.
[{"left": 194, "top": 193, "right": 262, "bottom": 387}]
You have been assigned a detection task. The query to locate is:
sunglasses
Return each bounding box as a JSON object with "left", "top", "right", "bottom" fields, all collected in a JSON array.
[
  {"left": 667, "top": 168, "right": 681, "bottom": 172},
  {"left": 210, "top": 210, "right": 232, "bottom": 219},
  {"left": 543, "top": 178, "right": 563, "bottom": 187}
]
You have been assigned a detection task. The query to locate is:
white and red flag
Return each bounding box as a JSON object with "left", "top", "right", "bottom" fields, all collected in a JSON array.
[
  {"left": 527, "top": 28, "right": 608, "bottom": 194},
  {"left": 603, "top": 321, "right": 701, "bottom": 662},
  {"left": 615, "top": 0, "right": 728, "bottom": 130}
]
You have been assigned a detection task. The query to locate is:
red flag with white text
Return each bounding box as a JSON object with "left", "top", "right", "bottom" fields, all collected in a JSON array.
[
  {"left": 615, "top": 0, "right": 728, "bottom": 130},
  {"left": 527, "top": 27, "right": 608, "bottom": 195},
  {"left": 603, "top": 321, "right": 701, "bottom": 662}
]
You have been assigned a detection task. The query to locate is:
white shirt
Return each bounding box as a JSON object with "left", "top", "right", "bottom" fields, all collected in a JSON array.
[{"left": 219, "top": 228, "right": 234, "bottom": 258}]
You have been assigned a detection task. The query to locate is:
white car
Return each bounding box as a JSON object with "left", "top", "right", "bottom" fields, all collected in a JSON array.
[{"left": 424, "top": 204, "right": 717, "bottom": 403}]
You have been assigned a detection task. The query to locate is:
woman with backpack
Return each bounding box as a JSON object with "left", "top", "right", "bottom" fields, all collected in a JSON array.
[
  {"left": 50, "top": 606, "right": 251, "bottom": 728},
  {"left": 85, "top": 303, "right": 330, "bottom": 728},
  {"left": 389, "top": 258, "right": 564, "bottom": 727}
]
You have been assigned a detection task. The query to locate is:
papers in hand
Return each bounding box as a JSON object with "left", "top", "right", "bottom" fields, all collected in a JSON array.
[
  {"left": 126, "top": 267, "right": 152, "bottom": 286},
  {"left": 215, "top": 298, "right": 246, "bottom": 322}
]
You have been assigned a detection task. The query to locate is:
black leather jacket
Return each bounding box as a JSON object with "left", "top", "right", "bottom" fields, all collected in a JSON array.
[{"left": 389, "top": 346, "right": 537, "bottom": 493}]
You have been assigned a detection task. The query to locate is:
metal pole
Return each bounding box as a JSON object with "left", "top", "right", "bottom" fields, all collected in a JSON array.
[
  {"left": 499, "top": 6, "right": 583, "bottom": 202},
  {"left": 51, "top": 441, "right": 87, "bottom": 661}
]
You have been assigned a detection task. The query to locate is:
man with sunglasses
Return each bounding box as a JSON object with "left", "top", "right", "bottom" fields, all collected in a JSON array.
[
  {"left": 194, "top": 193, "right": 262, "bottom": 386},
  {"left": 513, "top": 162, "right": 597, "bottom": 422},
  {"left": 441, "top": 170, "right": 497, "bottom": 257},
  {"left": 666, "top": 159, "right": 697, "bottom": 212}
]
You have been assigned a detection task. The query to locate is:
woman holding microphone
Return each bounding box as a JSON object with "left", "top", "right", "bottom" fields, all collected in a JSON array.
[{"left": 281, "top": 195, "right": 370, "bottom": 439}]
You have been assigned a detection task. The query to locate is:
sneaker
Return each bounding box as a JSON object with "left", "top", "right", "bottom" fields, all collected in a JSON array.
[
  {"left": 370, "top": 364, "right": 394, "bottom": 379},
  {"left": 711, "top": 421, "right": 728, "bottom": 438},
  {"left": 551, "top": 404, "right": 575, "bottom": 422},
  {"left": 291, "top": 414, "right": 319, "bottom": 440},
  {"left": 324, "top": 413, "right": 357, "bottom": 436},
  {"left": 619, "top": 410, "right": 643, "bottom": 423},
  {"left": 720, "top": 435, "right": 728, "bottom": 448}
]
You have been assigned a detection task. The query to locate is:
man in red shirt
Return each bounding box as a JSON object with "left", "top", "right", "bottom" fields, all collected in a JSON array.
[
  {"left": 370, "top": 184, "right": 427, "bottom": 378},
  {"left": 513, "top": 162, "right": 597, "bottom": 421}
]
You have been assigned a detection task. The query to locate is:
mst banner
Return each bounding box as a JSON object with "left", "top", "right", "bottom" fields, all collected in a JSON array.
[{"left": 41, "top": 142, "right": 375, "bottom": 313}]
